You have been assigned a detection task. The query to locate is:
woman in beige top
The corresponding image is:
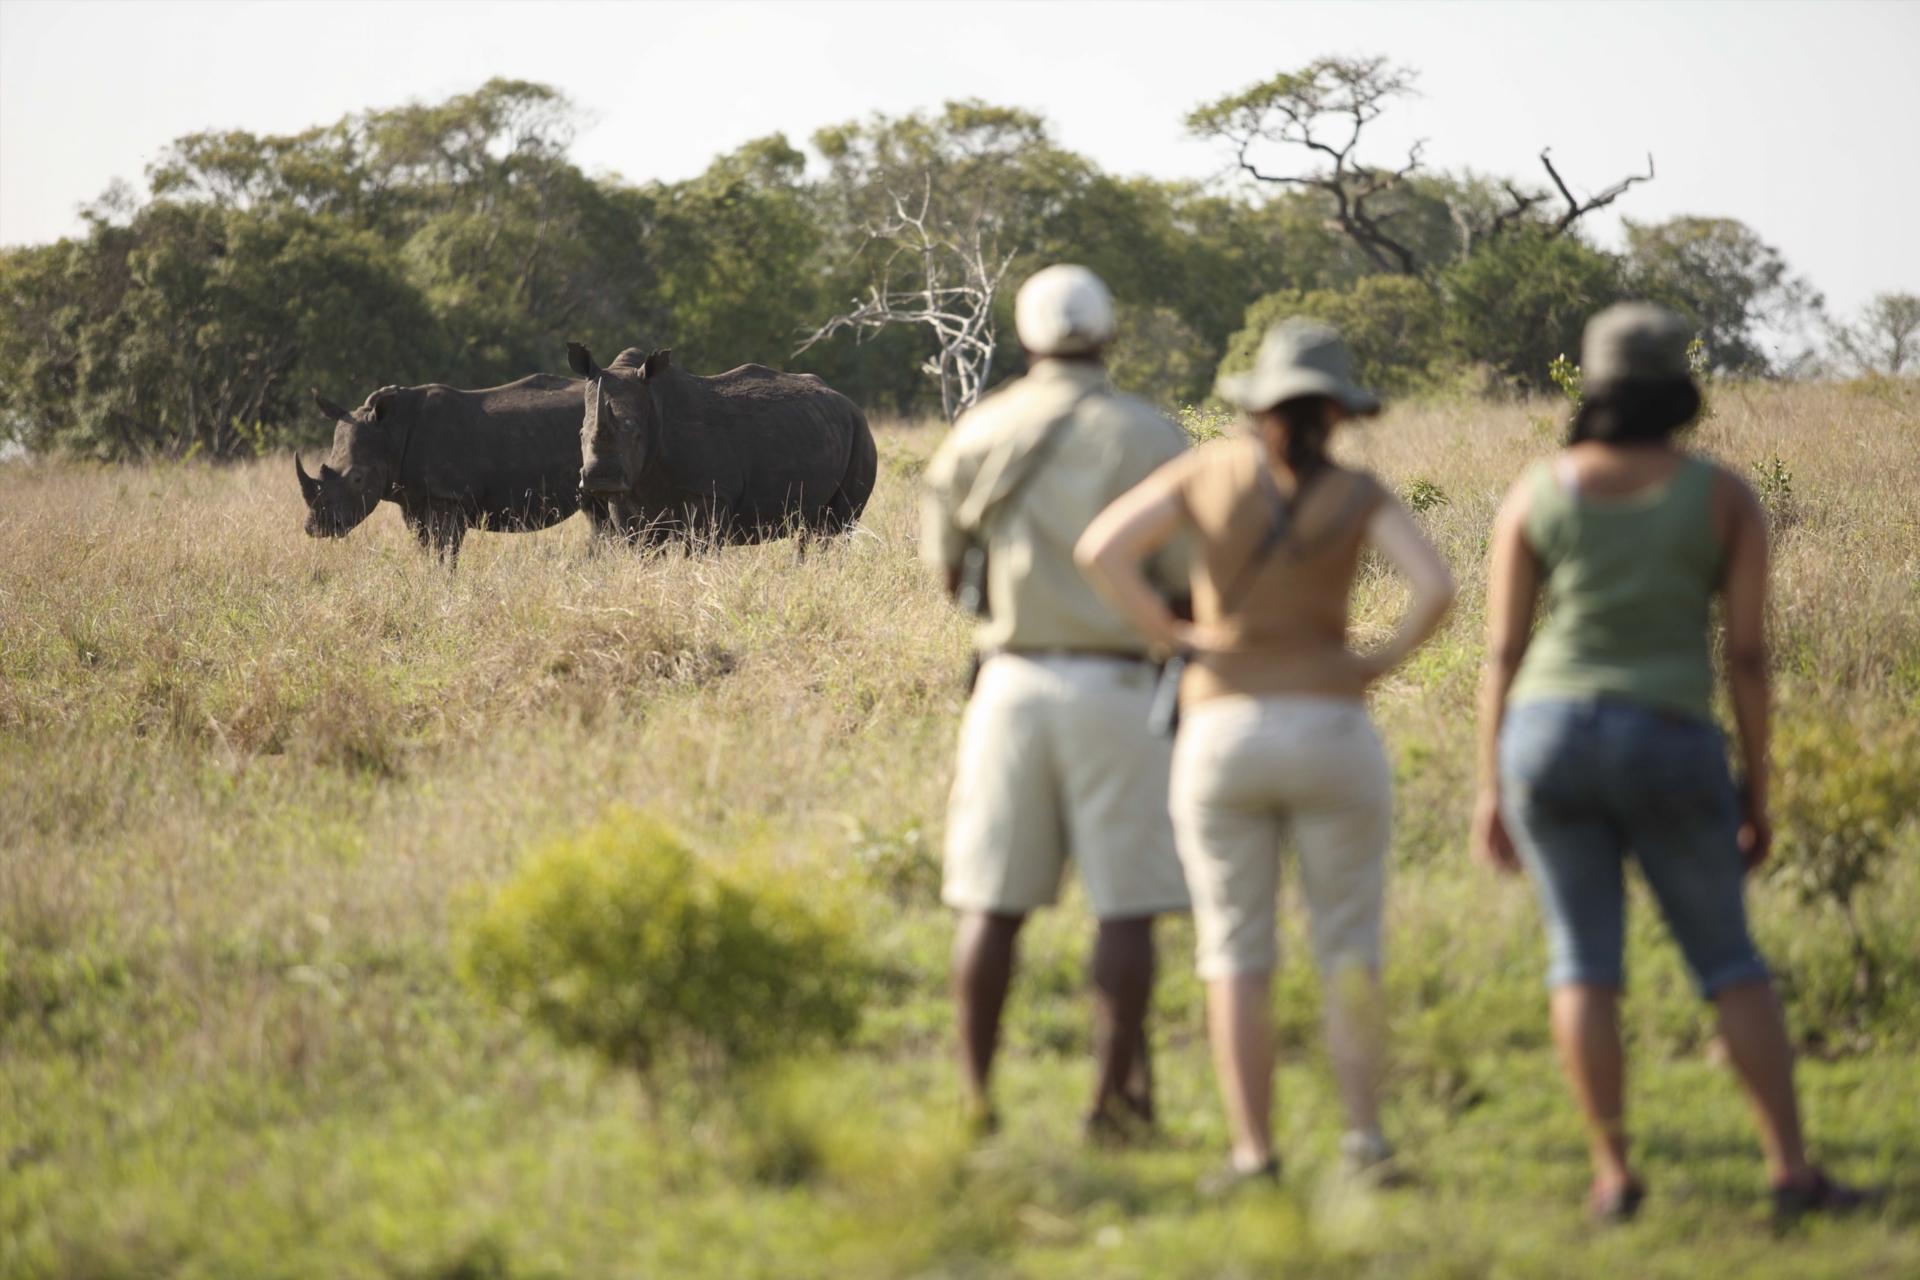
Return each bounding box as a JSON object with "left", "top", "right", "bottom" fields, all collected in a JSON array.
[{"left": 1078, "top": 321, "right": 1453, "bottom": 1187}]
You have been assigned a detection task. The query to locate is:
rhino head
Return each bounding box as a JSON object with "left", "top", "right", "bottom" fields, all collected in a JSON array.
[
  {"left": 296, "top": 387, "right": 403, "bottom": 538},
  {"left": 569, "top": 342, "right": 671, "bottom": 497}
]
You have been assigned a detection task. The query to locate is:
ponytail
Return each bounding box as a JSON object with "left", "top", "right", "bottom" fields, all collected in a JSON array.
[{"left": 1269, "top": 395, "right": 1336, "bottom": 477}]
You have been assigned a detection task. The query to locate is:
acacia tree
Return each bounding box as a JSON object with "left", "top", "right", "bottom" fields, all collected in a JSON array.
[
  {"left": 1186, "top": 57, "right": 1429, "bottom": 275},
  {"left": 1189, "top": 57, "right": 1654, "bottom": 274}
]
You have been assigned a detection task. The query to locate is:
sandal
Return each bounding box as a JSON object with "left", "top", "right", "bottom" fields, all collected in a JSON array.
[
  {"left": 1588, "top": 1177, "right": 1646, "bottom": 1224},
  {"left": 1772, "top": 1168, "right": 1875, "bottom": 1223}
]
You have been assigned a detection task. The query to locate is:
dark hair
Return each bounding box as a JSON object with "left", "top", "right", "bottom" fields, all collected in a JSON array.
[
  {"left": 1569, "top": 377, "right": 1701, "bottom": 444},
  {"left": 1263, "top": 395, "right": 1338, "bottom": 475}
]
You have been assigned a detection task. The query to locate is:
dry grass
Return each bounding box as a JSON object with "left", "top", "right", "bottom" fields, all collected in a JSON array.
[{"left": 2, "top": 382, "right": 1916, "bottom": 1277}]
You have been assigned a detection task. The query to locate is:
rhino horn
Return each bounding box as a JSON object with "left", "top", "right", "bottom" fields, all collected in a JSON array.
[
  {"left": 312, "top": 388, "right": 352, "bottom": 422},
  {"left": 295, "top": 455, "right": 321, "bottom": 505}
]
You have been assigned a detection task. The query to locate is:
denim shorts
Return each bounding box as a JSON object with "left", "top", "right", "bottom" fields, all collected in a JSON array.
[{"left": 1499, "top": 698, "right": 1769, "bottom": 997}]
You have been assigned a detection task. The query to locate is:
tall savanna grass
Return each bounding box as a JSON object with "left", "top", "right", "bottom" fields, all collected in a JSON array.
[{"left": 2, "top": 381, "right": 1916, "bottom": 1278}]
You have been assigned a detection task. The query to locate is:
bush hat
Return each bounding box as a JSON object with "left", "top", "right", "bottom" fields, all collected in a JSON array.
[
  {"left": 1016, "top": 264, "right": 1117, "bottom": 357},
  {"left": 1582, "top": 302, "right": 1692, "bottom": 386},
  {"left": 1215, "top": 319, "right": 1381, "bottom": 416}
]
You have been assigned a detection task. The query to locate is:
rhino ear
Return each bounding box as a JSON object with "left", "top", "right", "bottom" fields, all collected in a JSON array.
[
  {"left": 371, "top": 390, "right": 397, "bottom": 423},
  {"left": 567, "top": 342, "right": 599, "bottom": 378},
  {"left": 644, "top": 348, "right": 671, "bottom": 379},
  {"left": 312, "top": 389, "right": 351, "bottom": 422}
]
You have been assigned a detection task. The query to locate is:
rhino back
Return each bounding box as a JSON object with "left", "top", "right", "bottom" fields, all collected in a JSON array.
[
  {"left": 656, "top": 365, "right": 863, "bottom": 505},
  {"left": 408, "top": 378, "right": 586, "bottom": 527}
]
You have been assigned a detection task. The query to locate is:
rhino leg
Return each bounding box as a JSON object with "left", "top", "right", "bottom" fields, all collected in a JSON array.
[
  {"left": 425, "top": 504, "right": 466, "bottom": 564},
  {"left": 403, "top": 508, "right": 437, "bottom": 552}
]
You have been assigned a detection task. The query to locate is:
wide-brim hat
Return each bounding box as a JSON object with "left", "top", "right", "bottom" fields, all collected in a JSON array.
[{"left": 1215, "top": 318, "right": 1380, "bottom": 416}]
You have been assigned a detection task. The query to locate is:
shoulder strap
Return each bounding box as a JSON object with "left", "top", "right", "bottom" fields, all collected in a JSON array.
[
  {"left": 952, "top": 385, "right": 1100, "bottom": 534},
  {"left": 1217, "top": 463, "right": 1351, "bottom": 613}
]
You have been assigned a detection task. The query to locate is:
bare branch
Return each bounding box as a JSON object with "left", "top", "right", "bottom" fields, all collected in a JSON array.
[
  {"left": 797, "top": 168, "right": 1017, "bottom": 420},
  {"left": 1541, "top": 148, "right": 1655, "bottom": 235}
]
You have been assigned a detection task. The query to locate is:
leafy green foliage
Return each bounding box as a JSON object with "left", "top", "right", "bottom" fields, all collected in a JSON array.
[
  {"left": 1547, "top": 353, "right": 1583, "bottom": 406},
  {"left": 1401, "top": 478, "right": 1449, "bottom": 513},
  {"left": 1176, "top": 404, "right": 1236, "bottom": 444},
  {"left": 1220, "top": 274, "right": 1447, "bottom": 398},
  {"left": 1623, "top": 215, "right": 1816, "bottom": 377},
  {"left": 457, "top": 810, "right": 866, "bottom": 1075},
  {"left": 1828, "top": 290, "right": 1920, "bottom": 376},
  {"left": 1771, "top": 718, "right": 1920, "bottom": 988},
  {"left": 1751, "top": 453, "right": 1798, "bottom": 532},
  {"left": 1438, "top": 230, "right": 1623, "bottom": 391}
]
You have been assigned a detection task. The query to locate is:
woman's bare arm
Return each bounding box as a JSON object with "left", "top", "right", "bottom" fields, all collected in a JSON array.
[
  {"left": 1359, "top": 498, "right": 1455, "bottom": 679},
  {"left": 1075, "top": 476, "right": 1193, "bottom": 653},
  {"left": 1717, "top": 469, "right": 1773, "bottom": 869},
  {"left": 1472, "top": 476, "right": 1542, "bottom": 874}
]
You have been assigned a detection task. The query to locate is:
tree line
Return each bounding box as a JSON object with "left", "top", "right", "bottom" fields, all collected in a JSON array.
[{"left": 0, "top": 63, "right": 1905, "bottom": 459}]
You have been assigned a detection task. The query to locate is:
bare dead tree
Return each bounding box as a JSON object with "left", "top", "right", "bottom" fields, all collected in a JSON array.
[
  {"left": 1453, "top": 149, "right": 1655, "bottom": 255},
  {"left": 1186, "top": 57, "right": 1428, "bottom": 275},
  {"left": 1541, "top": 148, "right": 1655, "bottom": 233},
  {"left": 797, "top": 177, "right": 1017, "bottom": 422}
]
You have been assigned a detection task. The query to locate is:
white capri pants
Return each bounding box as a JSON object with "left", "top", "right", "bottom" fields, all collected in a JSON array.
[{"left": 1170, "top": 694, "right": 1392, "bottom": 980}]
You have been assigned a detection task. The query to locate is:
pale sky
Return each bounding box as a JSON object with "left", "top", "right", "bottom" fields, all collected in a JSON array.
[{"left": 2, "top": 0, "right": 1916, "bottom": 318}]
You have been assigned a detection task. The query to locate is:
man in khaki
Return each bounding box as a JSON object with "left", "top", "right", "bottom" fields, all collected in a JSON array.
[{"left": 922, "top": 264, "right": 1190, "bottom": 1138}]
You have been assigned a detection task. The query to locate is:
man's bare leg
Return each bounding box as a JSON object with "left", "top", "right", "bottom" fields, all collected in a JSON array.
[
  {"left": 953, "top": 910, "right": 1026, "bottom": 1127},
  {"left": 1088, "top": 915, "right": 1156, "bottom": 1133}
]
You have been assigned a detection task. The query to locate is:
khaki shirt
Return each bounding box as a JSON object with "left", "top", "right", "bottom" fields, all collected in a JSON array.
[{"left": 921, "top": 359, "right": 1189, "bottom": 654}]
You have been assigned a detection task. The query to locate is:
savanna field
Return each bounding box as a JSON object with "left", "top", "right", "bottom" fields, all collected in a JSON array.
[{"left": 3, "top": 381, "right": 1917, "bottom": 1279}]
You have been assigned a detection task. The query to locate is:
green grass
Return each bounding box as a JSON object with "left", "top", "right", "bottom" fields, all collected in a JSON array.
[{"left": 3, "top": 384, "right": 1918, "bottom": 1277}]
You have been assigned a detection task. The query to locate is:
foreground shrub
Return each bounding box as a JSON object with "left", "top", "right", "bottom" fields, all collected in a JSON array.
[
  {"left": 1771, "top": 716, "right": 1919, "bottom": 995},
  {"left": 457, "top": 809, "right": 865, "bottom": 1076}
]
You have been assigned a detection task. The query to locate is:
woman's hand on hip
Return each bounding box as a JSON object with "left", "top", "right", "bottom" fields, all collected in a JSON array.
[
  {"left": 1738, "top": 800, "right": 1773, "bottom": 874},
  {"left": 1472, "top": 789, "right": 1522, "bottom": 876},
  {"left": 1168, "top": 620, "right": 1230, "bottom": 655}
]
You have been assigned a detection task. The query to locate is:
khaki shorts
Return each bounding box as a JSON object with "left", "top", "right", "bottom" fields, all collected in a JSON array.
[
  {"left": 1170, "top": 695, "right": 1391, "bottom": 979},
  {"left": 943, "top": 653, "right": 1190, "bottom": 920}
]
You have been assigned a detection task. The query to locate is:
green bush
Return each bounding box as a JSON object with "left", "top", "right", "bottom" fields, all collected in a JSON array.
[
  {"left": 457, "top": 809, "right": 866, "bottom": 1076},
  {"left": 1439, "top": 229, "right": 1623, "bottom": 391},
  {"left": 1771, "top": 717, "right": 1920, "bottom": 993},
  {"left": 1219, "top": 273, "right": 1447, "bottom": 399}
]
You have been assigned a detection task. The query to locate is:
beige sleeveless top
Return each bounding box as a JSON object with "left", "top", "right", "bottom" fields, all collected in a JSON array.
[{"left": 1156, "top": 438, "right": 1387, "bottom": 705}]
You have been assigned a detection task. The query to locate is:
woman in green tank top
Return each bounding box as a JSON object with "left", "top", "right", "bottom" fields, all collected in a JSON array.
[{"left": 1473, "top": 304, "right": 1869, "bottom": 1223}]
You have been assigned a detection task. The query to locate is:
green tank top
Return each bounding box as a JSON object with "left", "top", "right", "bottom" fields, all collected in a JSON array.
[{"left": 1508, "top": 455, "right": 1723, "bottom": 723}]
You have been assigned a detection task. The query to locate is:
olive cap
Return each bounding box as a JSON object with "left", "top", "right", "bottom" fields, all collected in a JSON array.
[{"left": 1582, "top": 302, "right": 1693, "bottom": 385}]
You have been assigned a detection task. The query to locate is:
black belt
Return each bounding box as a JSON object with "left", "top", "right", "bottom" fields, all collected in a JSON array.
[{"left": 996, "top": 648, "right": 1155, "bottom": 664}]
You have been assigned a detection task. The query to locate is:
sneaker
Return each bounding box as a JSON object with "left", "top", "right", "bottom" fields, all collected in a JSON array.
[
  {"left": 1199, "top": 1155, "right": 1280, "bottom": 1199},
  {"left": 1338, "top": 1130, "right": 1411, "bottom": 1187},
  {"left": 1772, "top": 1168, "right": 1876, "bottom": 1224}
]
